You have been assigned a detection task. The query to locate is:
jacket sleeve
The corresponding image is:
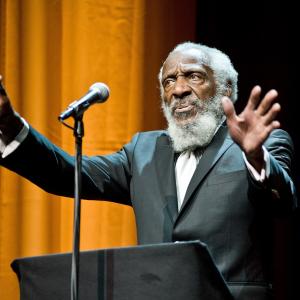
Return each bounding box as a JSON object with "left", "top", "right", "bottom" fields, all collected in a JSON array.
[
  {"left": 249, "top": 129, "right": 298, "bottom": 215},
  {"left": 0, "top": 126, "right": 138, "bottom": 205}
]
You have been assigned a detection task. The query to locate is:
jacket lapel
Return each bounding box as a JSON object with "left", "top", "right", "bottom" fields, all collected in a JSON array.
[
  {"left": 154, "top": 134, "right": 178, "bottom": 223},
  {"left": 177, "top": 125, "right": 234, "bottom": 219}
]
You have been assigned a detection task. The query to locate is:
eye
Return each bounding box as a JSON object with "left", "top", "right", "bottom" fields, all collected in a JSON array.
[
  {"left": 163, "top": 78, "right": 175, "bottom": 89},
  {"left": 188, "top": 72, "right": 205, "bottom": 83}
]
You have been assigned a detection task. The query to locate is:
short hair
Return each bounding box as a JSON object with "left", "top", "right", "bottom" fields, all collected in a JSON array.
[{"left": 158, "top": 42, "right": 238, "bottom": 102}]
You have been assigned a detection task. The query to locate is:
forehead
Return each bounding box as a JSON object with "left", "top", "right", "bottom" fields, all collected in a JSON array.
[{"left": 162, "top": 48, "right": 208, "bottom": 76}]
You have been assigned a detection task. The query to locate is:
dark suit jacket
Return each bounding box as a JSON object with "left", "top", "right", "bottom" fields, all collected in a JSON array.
[{"left": 1, "top": 124, "right": 297, "bottom": 300}]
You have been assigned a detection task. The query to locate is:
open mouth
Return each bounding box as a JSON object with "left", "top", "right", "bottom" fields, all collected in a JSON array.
[
  {"left": 172, "top": 104, "right": 199, "bottom": 122},
  {"left": 174, "top": 104, "right": 195, "bottom": 114}
]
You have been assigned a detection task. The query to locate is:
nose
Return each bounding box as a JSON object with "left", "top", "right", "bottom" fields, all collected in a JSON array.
[{"left": 172, "top": 76, "right": 191, "bottom": 98}]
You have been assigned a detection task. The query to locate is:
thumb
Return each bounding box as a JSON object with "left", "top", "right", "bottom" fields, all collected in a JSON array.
[
  {"left": 0, "top": 75, "right": 7, "bottom": 97},
  {"left": 0, "top": 75, "right": 15, "bottom": 120},
  {"left": 221, "top": 96, "right": 236, "bottom": 121}
]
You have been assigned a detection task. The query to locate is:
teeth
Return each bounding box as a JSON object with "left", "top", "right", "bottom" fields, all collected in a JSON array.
[{"left": 175, "top": 105, "right": 194, "bottom": 112}]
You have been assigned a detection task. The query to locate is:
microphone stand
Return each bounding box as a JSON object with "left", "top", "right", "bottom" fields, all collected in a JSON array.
[
  {"left": 58, "top": 83, "right": 109, "bottom": 300},
  {"left": 71, "top": 113, "right": 84, "bottom": 300}
]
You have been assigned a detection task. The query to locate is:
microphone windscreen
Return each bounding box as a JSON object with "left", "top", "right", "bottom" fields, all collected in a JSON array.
[{"left": 89, "top": 82, "right": 110, "bottom": 103}]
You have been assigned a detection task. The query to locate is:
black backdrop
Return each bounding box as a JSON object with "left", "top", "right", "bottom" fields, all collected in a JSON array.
[{"left": 195, "top": 1, "right": 299, "bottom": 299}]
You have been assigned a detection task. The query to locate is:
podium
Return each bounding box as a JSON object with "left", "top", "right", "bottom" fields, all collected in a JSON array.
[{"left": 11, "top": 240, "right": 233, "bottom": 300}]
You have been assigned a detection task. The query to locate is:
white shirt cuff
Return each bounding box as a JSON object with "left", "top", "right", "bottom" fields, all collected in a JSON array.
[
  {"left": 242, "top": 146, "right": 270, "bottom": 182},
  {"left": 0, "top": 118, "right": 29, "bottom": 158}
]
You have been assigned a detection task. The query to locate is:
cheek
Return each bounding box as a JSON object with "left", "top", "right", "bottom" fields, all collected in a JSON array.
[
  {"left": 162, "top": 92, "right": 172, "bottom": 105},
  {"left": 193, "top": 81, "right": 216, "bottom": 99}
]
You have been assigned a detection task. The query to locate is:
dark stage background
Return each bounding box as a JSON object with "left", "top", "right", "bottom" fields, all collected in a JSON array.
[{"left": 195, "top": 1, "right": 299, "bottom": 299}]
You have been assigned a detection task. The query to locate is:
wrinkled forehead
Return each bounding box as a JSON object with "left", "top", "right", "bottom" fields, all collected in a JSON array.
[{"left": 162, "top": 48, "right": 208, "bottom": 75}]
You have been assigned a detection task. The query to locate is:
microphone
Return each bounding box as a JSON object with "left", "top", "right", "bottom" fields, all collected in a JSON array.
[{"left": 58, "top": 82, "right": 110, "bottom": 121}]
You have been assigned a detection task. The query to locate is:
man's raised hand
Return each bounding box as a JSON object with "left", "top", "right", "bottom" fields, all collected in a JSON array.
[
  {"left": 0, "top": 75, "right": 24, "bottom": 144},
  {"left": 222, "top": 85, "right": 281, "bottom": 171}
]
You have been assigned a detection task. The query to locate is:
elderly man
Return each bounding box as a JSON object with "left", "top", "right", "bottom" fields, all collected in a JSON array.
[{"left": 0, "top": 42, "right": 297, "bottom": 299}]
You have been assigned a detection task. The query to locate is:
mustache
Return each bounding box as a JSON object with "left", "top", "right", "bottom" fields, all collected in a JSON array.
[{"left": 168, "top": 97, "right": 203, "bottom": 114}]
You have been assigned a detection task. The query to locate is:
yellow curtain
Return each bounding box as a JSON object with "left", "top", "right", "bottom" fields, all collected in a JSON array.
[{"left": 0, "top": 0, "right": 196, "bottom": 298}]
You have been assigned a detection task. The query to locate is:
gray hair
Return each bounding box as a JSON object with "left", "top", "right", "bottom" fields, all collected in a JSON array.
[{"left": 158, "top": 42, "right": 238, "bottom": 102}]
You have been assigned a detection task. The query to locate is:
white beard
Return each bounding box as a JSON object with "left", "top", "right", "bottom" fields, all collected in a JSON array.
[{"left": 162, "top": 93, "right": 225, "bottom": 152}]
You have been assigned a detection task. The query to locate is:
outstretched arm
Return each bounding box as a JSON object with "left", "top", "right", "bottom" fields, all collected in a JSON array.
[
  {"left": 0, "top": 75, "right": 133, "bottom": 203},
  {"left": 0, "top": 75, "right": 24, "bottom": 145},
  {"left": 222, "top": 85, "right": 281, "bottom": 173}
]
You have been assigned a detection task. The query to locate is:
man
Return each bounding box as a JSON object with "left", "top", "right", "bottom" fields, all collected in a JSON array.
[{"left": 0, "top": 42, "right": 297, "bottom": 299}]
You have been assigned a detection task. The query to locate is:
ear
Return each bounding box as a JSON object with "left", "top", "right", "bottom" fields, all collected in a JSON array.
[
  {"left": 225, "top": 81, "right": 232, "bottom": 97},
  {"left": 225, "top": 87, "right": 232, "bottom": 97}
]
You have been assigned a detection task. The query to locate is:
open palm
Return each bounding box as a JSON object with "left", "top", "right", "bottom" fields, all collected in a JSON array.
[{"left": 222, "top": 86, "right": 281, "bottom": 170}]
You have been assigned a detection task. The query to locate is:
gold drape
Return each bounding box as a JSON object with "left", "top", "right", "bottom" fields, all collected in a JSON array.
[{"left": 0, "top": 0, "right": 195, "bottom": 298}]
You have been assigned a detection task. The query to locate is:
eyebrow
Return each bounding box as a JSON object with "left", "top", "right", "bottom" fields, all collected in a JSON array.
[
  {"left": 162, "top": 65, "right": 207, "bottom": 82},
  {"left": 181, "top": 64, "right": 207, "bottom": 73}
]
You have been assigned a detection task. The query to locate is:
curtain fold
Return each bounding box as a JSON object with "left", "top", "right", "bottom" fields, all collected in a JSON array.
[{"left": 0, "top": 0, "right": 196, "bottom": 298}]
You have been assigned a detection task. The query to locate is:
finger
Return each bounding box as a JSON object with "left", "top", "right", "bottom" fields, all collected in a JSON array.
[
  {"left": 265, "top": 120, "right": 281, "bottom": 135},
  {"left": 272, "top": 120, "right": 280, "bottom": 128},
  {"left": 222, "top": 96, "right": 237, "bottom": 122},
  {"left": 264, "top": 121, "right": 281, "bottom": 137},
  {"left": 262, "top": 103, "right": 281, "bottom": 125},
  {"left": 256, "top": 89, "right": 278, "bottom": 116},
  {"left": 245, "top": 85, "right": 261, "bottom": 111},
  {"left": 256, "top": 121, "right": 281, "bottom": 146}
]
